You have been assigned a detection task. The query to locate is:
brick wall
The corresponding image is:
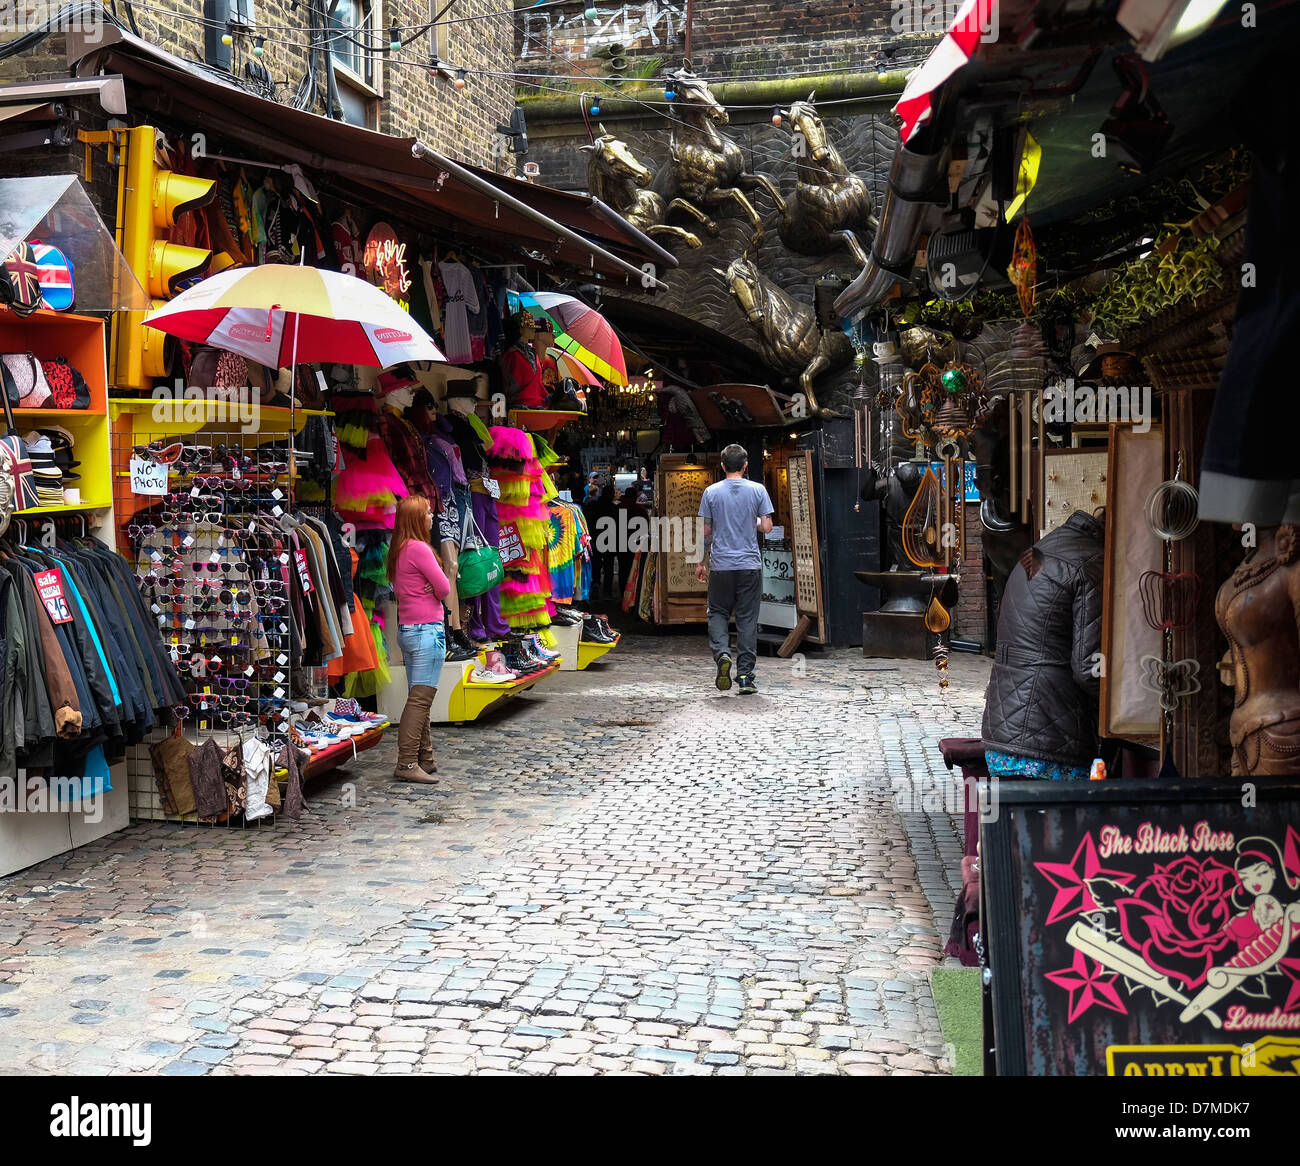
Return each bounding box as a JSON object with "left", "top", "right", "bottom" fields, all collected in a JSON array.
[
  {"left": 0, "top": 0, "right": 515, "bottom": 168},
  {"left": 954, "top": 501, "right": 987, "bottom": 645},
  {"left": 515, "top": 0, "right": 930, "bottom": 91}
]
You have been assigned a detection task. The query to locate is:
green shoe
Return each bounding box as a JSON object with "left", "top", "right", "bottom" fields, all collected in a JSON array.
[
  {"left": 715, "top": 654, "right": 733, "bottom": 691},
  {"left": 738, "top": 674, "right": 758, "bottom": 695}
]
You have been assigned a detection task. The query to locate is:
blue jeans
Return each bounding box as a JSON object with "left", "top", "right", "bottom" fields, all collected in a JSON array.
[{"left": 399, "top": 622, "right": 446, "bottom": 687}]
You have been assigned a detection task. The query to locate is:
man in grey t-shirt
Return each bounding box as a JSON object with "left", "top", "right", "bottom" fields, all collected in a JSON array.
[{"left": 697, "top": 443, "right": 775, "bottom": 695}]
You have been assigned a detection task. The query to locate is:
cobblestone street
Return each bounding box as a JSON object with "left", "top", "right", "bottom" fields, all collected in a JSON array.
[{"left": 0, "top": 635, "right": 989, "bottom": 1076}]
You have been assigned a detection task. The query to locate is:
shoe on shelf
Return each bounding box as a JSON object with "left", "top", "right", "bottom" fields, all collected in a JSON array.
[
  {"left": 470, "top": 665, "right": 513, "bottom": 684},
  {"left": 331, "top": 698, "right": 385, "bottom": 724},
  {"left": 527, "top": 633, "right": 561, "bottom": 661},
  {"left": 446, "top": 641, "right": 480, "bottom": 662},
  {"left": 593, "top": 615, "right": 617, "bottom": 640},
  {"left": 715, "top": 654, "right": 733, "bottom": 691},
  {"left": 502, "top": 644, "right": 545, "bottom": 675},
  {"left": 480, "top": 650, "right": 518, "bottom": 682},
  {"left": 738, "top": 674, "right": 758, "bottom": 695},
  {"left": 450, "top": 627, "right": 476, "bottom": 653}
]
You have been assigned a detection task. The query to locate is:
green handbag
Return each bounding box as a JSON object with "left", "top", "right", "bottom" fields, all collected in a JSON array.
[{"left": 456, "top": 499, "right": 504, "bottom": 599}]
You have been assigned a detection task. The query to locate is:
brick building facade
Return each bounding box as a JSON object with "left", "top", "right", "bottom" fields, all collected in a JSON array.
[{"left": 1, "top": 0, "right": 515, "bottom": 168}]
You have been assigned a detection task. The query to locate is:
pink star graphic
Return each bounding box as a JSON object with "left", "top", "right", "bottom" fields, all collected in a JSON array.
[
  {"left": 1035, "top": 833, "right": 1134, "bottom": 924},
  {"left": 1280, "top": 958, "right": 1300, "bottom": 1014},
  {"left": 1045, "top": 949, "right": 1129, "bottom": 1023}
]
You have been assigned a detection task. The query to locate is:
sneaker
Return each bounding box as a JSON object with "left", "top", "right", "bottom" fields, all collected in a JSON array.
[
  {"left": 738, "top": 674, "right": 758, "bottom": 695},
  {"left": 581, "top": 617, "right": 615, "bottom": 644},
  {"left": 715, "top": 654, "right": 733, "bottom": 691},
  {"left": 470, "top": 665, "right": 514, "bottom": 684},
  {"left": 446, "top": 641, "right": 480, "bottom": 662}
]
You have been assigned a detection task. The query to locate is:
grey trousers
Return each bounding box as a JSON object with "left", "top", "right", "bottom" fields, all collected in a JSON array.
[{"left": 708, "top": 568, "right": 763, "bottom": 677}]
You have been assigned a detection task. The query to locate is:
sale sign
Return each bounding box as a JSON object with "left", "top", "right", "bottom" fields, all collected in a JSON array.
[{"left": 34, "top": 568, "right": 73, "bottom": 624}]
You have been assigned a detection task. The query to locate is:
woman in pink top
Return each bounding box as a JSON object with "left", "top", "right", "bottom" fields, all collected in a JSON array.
[{"left": 387, "top": 495, "right": 451, "bottom": 783}]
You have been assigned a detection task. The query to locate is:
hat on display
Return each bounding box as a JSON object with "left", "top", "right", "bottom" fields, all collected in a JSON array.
[
  {"left": 24, "top": 432, "right": 64, "bottom": 506},
  {"left": 38, "top": 427, "right": 80, "bottom": 482}
]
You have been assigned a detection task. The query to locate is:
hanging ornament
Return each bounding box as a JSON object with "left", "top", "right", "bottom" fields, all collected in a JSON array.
[
  {"left": 924, "top": 593, "right": 951, "bottom": 633},
  {"left": 1007, "top": 216, "right": 1037, "bottom": 318},
  {"left": 933, "top": 641, "right": 950, "bottom": 691},
  {"left": 940, "top": 367, "right": 966, "bottom": 394}
]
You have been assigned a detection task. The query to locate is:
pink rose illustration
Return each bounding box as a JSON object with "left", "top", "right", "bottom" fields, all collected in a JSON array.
[{"left": 1115, "top": 855, "right": 1238, "bottom": 990}]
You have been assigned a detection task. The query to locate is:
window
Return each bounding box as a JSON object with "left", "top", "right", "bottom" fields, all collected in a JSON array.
[
  {"left": 430, "top": 1, "right": 452, "bottom": 70},
  {"left": 329, "top": 0, "right": 378, "bottom": 91},
  {"left": 230, "top": 0, "right": 256, "bottom": 29}
]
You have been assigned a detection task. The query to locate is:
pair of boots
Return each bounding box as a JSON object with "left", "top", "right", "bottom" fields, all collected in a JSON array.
[{"left": 394, "top": 684, "right": 438, "bottom": 784}]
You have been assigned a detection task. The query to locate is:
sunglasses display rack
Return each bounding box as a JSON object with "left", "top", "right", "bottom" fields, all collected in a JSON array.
[{"left": 112, "top": 418, "right": 310, "bottom": 822}]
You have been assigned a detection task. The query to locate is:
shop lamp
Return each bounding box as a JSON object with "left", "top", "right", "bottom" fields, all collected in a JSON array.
[
  {"left": 389, "top": 25, "right": 401, "bottom": 51},
  {"left": 252, "top": 35, "right": 265, "bottom": 55},
  {"left": 454, "top": 68, "right": 468, "bottom": 89}
]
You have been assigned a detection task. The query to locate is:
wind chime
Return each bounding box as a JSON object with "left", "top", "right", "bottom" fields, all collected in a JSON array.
[
  {"left": 896, "top": 357, "right": 992, "bottom": 690},
  {"left": 1138, "top": 451, "right": 1202, "bottom": 762}
]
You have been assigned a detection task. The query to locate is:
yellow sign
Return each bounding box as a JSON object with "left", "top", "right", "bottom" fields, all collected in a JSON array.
[{"left": 1107, "top": 1036, "right": 1300, "bottom": 1077}]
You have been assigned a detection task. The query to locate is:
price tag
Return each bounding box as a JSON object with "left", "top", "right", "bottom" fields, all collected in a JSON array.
[
  {"left": 182, "top": 534, "right": 195, "bottom": 548},
  {"left": 210, "top": 655, "right": 223, "bottom": 668},
  {"left": 184, "top": 618, "right": 196, "bottom": 630},
  {"left": 481, "top": 476, "right": 501, "bottom": 500},
  {"left": 150, "top": 549, "right": 164, "bottom": 564},
  {"left": 244, "top": 665, "right": 255, "bottom": 677},
  {"left": 273, "top": 687, "right": 286, "bottom": 700},
  {"left": 190, "top": 485, "right": 201, "bottom": 498},
  {"left": 34, "top": 569, "right": 73, "bottom": 624},
  {"left": 232, "top": 464, "right": 241, "bottom": 481},
  {"left": 130, "top": 457, "right": 169, "bottom": 497},
  {"left": 273, "top": 671, "right": 286, "bottom": 684},
  {"left": 271, "top": 505, "right": 284, "bottom": 518},
  {"left": 271, "top": 488, "right": 284, "bottom": 501},
  {"left": 279, "top": 553, "right": 290, "bottom": 565},
  {"left": 276, "top": 653, "right": 288, "bottom": 665},
  {"left": 150, "top": 603, "right": 161, "bottom": 615},
  {"left": 294, "top": 549, "right": 314, "bottom": 594}
]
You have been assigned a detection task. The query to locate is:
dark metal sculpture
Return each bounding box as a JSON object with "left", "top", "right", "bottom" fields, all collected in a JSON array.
[
  {"left": 580, "top": 125, "right": 714, "bottom": 250},
  {"left": 663, "top": 67, "right": 786, "bottom": 245},
  {"left": 714, "top": 256, "right": 852, "bottom": 417},
  {"left": 776, "top": 97, "right": 878, "bottom": 267}
]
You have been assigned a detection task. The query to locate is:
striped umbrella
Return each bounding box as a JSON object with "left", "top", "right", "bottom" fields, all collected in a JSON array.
[
  {"left": 894, "top": 0, "right": 997, "bottom": 145},
  {"left": 145, "top": 264, "right": 445, "bottom": 369},
  {"left": 509, "top": 290, "right": 627, "bottom": 386}
]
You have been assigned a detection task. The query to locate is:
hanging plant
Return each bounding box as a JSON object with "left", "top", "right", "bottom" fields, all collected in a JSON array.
[{"left": 1088, "top": 230, "right": 1225, "bottom": 334}]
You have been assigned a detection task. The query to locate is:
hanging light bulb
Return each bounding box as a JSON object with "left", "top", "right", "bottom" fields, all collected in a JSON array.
[
  {"left": 389, "top": 25, "right": 401, "bottom": 51},
  {"left": 589, "top": 101, "right": 601, "bottom": 115},
  {"left": 664, "top": 84, "right": 676, "bottom": 101},
  {"left": 221, "top": 22, "right": 233, "bottom": 46},
  {"left": 584, "top": 5, "right": 599, "bottom": 17},
  {"left": 876, "top": 52, "right": 889, "bottom": 82},
  {"left": 454, "top": 67, "right": 467, "bottom": 89},
  {"left": 771, "top": 106, "right": 782, "bottom": 126},
  {"left": 252, "top": 35, "right": 265, "bottom": 55}
]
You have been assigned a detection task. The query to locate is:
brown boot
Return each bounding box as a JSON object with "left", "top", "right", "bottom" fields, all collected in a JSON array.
[
  {"left": 394, "top": 685, "right": 437, "bottom": 783},
  {"left": 419, "top": 689, "right": 438, "bottom": 773}
]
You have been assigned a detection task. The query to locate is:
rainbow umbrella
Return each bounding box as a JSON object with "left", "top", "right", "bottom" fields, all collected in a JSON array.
[
  {"left": 509, "top": 290, "right": 627, "bottom": 386},
  {"left": 547, "top": 347, "right": 602, "bottom": 387}
]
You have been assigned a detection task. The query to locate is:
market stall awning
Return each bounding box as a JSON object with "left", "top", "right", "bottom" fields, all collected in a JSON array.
[{"left": 65, "top": 27, "right": 671, "bottom": 290}]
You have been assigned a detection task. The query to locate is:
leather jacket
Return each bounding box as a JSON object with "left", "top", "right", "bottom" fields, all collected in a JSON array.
[{"left": 982, "top": 511, "right": 1105, "bottom": 767}]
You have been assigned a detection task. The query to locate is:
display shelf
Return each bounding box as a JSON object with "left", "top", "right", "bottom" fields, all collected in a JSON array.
[
  {"left": 551, "top": 618, "right": 619, "bottom": 671},
  {"left": 282, "top": 722, "right": 390, "bottom": 783},
  {"left": 508, "top": 408, "right": 584, "bottom": 434},
  {"left": 431, "top": 655, "right": 557, "bottom": 724},
  {"left": 108, "top": 397, "right": 332, "bottom": 438},
  {"left": 13, "top": 499, "right": 112, "bottom": 515}
]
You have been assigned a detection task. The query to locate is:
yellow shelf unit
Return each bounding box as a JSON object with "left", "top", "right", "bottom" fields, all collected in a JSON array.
[
  {"left": 108, "top": 397, "right": 333, "bottom": 439},
  {"left": 430, "top": 655, "right": 559, "bottom": 724},
  {"left": 1, "top": 309, "right": 112, "bottom": 524}
]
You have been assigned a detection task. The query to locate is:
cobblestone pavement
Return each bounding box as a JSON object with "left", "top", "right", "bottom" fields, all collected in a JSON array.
[{"left": 0, "top": 634, "right": 989, "bottom": 1076}]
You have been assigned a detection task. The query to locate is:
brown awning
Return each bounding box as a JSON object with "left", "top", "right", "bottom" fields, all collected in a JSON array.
[{"left": 66, "top": 27, "right": 671, "bottom": 289}]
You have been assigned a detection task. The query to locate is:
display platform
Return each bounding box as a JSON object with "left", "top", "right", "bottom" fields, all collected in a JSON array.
[
  {"left": 431, "top": 653, "right": 559, "bottom": 724},
  {"left": 550, "top": 618, "right": 619, "bottom": 670}
]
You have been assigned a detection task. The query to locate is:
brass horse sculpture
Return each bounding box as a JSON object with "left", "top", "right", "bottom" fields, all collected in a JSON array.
[
  {"left": 777, "top": 96, "right": 877, "bottom": 267},
  {"left": 579, "top": 125, "right": 715, "bottom": 250},
  {"left": 715, "top": 257, "right": 852, "bottom": 417},
  {"left": 664, "top": 67, "right": 786, "bottom": 243}
]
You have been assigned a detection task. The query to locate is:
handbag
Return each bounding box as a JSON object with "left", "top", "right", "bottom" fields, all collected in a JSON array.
[
  {"left": 30, "top": 241, "right": 75, "bottom": 312},
  {"left": 38, "top": 357, "right": 91, "bottom": 409},
  {"left": 0, "top": 242, "right": 43, "bottom": 317},
  {"left": 456, "top": 497, "right": 504, "bottom": 599},
  {"left": 1, "top": 352, "right": 53, "bottom": 407},
  {"left": 0, "top": 388, "right": 40, "bottom": 533}
]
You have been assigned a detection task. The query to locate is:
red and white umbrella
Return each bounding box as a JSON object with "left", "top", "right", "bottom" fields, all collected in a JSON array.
[
  {"left": 145, "top": 265, "right": 445, "bottom": 369},
  {"left": 894, "top": 0, "right": 997, "bottom": 145}
]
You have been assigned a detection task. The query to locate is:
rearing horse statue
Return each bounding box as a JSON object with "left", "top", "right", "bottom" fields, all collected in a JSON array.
[
  {"left": 664, "top": 67, "right": 786, "bottom": 245},
  {"left": 715, "top": 257, "right": 852, "bottom": 417},
  {"left": 579, "top": 125, "right": 715, "bottom": 250},
  {"left": 777, "top": 96, "right": 877, "bottom": 268}
]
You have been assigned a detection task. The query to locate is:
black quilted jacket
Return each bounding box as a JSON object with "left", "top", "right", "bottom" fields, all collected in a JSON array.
[{"left": 981, "top": 511, "right": 1105, "bottom": 767}]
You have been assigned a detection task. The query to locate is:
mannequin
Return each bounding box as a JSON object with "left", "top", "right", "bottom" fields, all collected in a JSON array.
[{"left": 1216, "top": 524, "right": 1300, "bottom": 775}]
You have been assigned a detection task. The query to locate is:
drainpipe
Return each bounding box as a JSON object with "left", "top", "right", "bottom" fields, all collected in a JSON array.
[
  {"left": 684, "top": 0, "right": 694, "bottom": 61},
  {"left": 833, "top": 131, "right": 948, "bottom": 320}
]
